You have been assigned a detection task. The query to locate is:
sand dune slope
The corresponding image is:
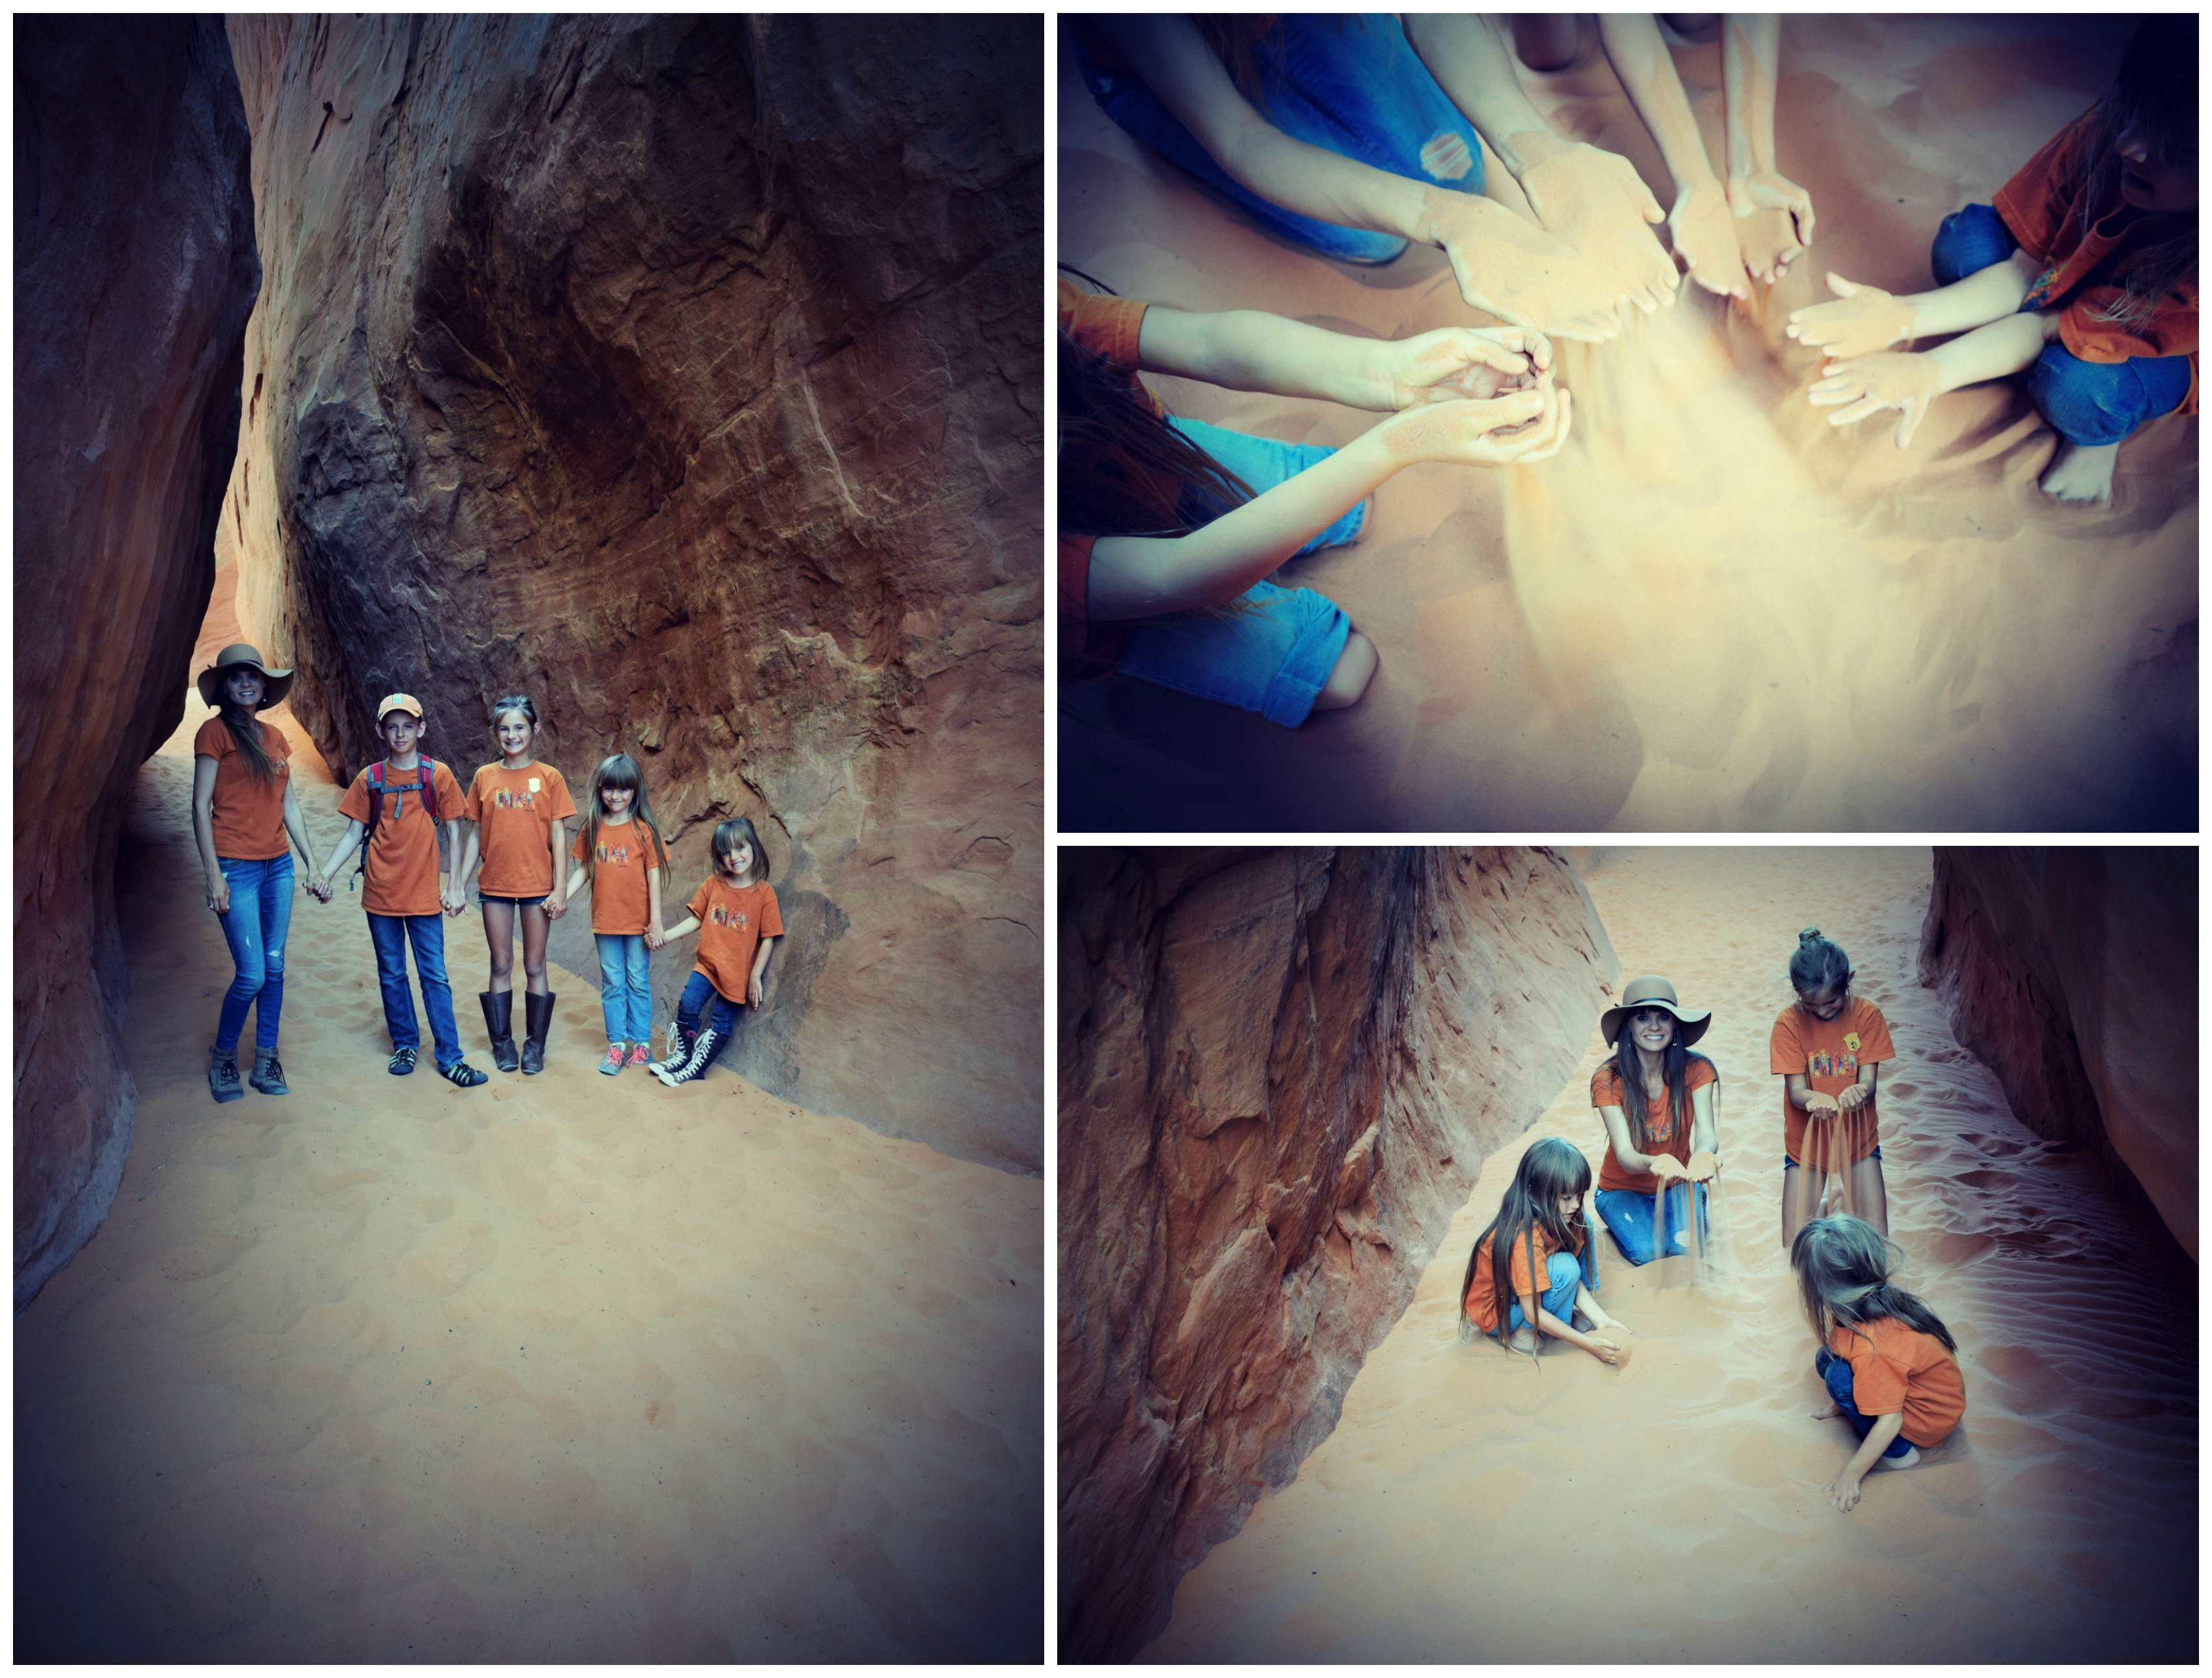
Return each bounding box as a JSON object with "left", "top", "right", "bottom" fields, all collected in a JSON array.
[
  {"left": 1140, "top": 848, "right": 2193, "bottom": 1662},
  {"left": 16, "top": 705, "right": 1043, "bottom": 1662}
]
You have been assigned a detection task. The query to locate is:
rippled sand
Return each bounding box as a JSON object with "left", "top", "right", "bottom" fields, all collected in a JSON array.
[
  {"left": 16, "top": 702, "right": 1044, "bottom": 1662},
  {"left": 1140, "top": 846, "right": 2194, "bottom": 1662}
]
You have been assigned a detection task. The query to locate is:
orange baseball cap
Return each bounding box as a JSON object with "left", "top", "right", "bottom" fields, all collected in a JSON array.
[{"left": 377, "top": 693, "right": 424, "bottom": 722}]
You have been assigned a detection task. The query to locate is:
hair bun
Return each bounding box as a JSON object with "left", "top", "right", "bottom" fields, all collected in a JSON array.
[{"left": 1799, "top": 927, "right": 1822, "bottom": 945}]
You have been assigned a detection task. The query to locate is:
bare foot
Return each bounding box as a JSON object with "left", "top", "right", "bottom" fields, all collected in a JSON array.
[{"left": 2040, "top": 439, "right": 2118, "bottom": 503}]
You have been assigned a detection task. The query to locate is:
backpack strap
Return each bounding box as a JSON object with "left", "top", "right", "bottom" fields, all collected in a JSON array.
[{"left": 349, "top": 761, "right": 386, "bottom": 891}]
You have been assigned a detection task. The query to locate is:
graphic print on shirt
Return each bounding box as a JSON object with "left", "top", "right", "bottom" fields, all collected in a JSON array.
[
  {"left": 490, "top": 787, "right": 539, "bottom": 810},
  {"left": 1806, "top": 1048, "right": 1860, "bottom": 1081},
  {"left": 709, "top": 902, "right": 751, "bottom": 931},
  {"left": 594, "top": 839, "right": 638, "bottom": 867}
]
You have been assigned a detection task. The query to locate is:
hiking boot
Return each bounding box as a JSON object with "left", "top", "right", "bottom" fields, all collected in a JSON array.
[
  {"left": 520, "top": 991, "right": 555, "bottom": 1076},
  {"left": 599, "top": 1044, "right": 627, "bottom": 1076},
  {"left": 209, "top": 1048, "right": 244, "bottom": 1104},
  {"left": 249, "top": 1049, "right": 290, "bottom": 1096},
  {"left": 479, "top": 990, "right": 519, "bottom": 1073},
  {"left": 439, "top": 1057, "right": 489, "bottom": 1089},
  {"left": 653, "top": 1025, "right": 719, "bottom": 1087},
  {"left": 388, "top": 1046, "right": 418, "bottom": 1076}
]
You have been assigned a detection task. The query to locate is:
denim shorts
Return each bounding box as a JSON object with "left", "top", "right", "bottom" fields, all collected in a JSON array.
[
  {"left": 1785, "top": 1144, "right": 1882, "bottom": 1174},
  {"left": 1120, "top": 580, "right": 1353, "bottom": 726},
  {"left": 480, "top": 893, "right": 549, "bottom": 909}
]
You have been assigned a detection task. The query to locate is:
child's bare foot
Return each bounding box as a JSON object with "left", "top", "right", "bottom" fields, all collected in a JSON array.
[
  {"left": 1508, "top": 1326, "right": 1538, "bottom": 1353},
  {"left": 1879, "top": 1444, "right": 1923, "bottom": 1470},
  {"left": 2040, "top": 439, "right": 2118, "bottom": 504}
]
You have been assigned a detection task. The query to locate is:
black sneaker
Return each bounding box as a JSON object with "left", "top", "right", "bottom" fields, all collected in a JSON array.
[
  {"left": 388, "top": 1046, "right": 418, "bottom": 1076},
  {"left": 439, "top": 1058, "right": 489, "bottom": 1089}
]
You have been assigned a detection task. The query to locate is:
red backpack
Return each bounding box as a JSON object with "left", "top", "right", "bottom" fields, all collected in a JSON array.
[{"left": 351, "top": 757, "right": 442, "bottom": 892}]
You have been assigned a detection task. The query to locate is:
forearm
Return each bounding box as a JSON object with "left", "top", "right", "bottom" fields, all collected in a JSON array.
[
  {"left": 648, "top": 876, "right": 664, "bottom": 925},
  {"left": 1534, "top": 1305, "right": 1597, "bottom": 1351},
  {"left": 750, "top": 937, "right": 777, "bottom": 986},
  {"left": 1928, "top": 312, "right": 2049, "bottom": 394},
  {"left": 454, "top": 835, "right": 480, "bottom": 891},
  {"left": 1900, "top": 249, "right": 2038, "bottom": 338},
  {"left": 1138, "top": 306, "right": 1398, "bottom": 410},
  {"left": 1599, "top": 13, "right": 1719, "bottom": 193},
  {"left": 193, "top": 805, "right": 223, "bottom": 884},
  {"left": 1844, "top": 1411, "right": 1905, "bottom": 1476},
  {"left": 663, "top": 914, "right": 699, "bottom": 941},
  {"left": 1403, "top": 14, "right": 1561, "bottom": 178},
  {"left": 1721, "top": 15, "right": 1781, "bottom": 182},
  {"left": 548, "top": 824, "right": 568, "bottom": 903},
  {"left": 1086, "top": 426, "right": 1403, "bottom": 619},
  {"left": 564, "top": 865, "right": 588, "bottom": 899},
  {"left": 282, "top": 798, "right": 316, "bottom": 869}
]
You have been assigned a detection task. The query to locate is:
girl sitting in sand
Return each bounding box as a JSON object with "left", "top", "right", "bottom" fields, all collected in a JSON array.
[
  {"left": 1788, "top": 14, "right": 2194, "bottom": 504},
  {"left": 1459, "top": 1137, "right": 1629, "bottom": 1364},
  {"left": 1591, "top": 975, "right": 1721, "bottom": 1265},
  {"left": 1771, "top": 930, "right": 1895, "bottom": 1250},
  {"left": 563, "top": 754, "right": 669, "bottom": 1076},
  {"left": 1068, "top": 14, "right": 1677, "bottom": 341},
  {"left": 1060, "top": 273, "right": 1568, "bottom": 726},
  {"left": 454, "top": 696, "right": 576, "bottom": 1075},
  {"left": 1792, "top": 1214, "right": 1965, "bottom": 1512},
  {"left": 651, "top": 817, "right": 781, "bottom": 1088}
]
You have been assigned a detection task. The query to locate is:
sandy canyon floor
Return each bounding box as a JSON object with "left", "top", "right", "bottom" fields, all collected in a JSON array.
[
  {"left": 1059, "top": 16, "right": 2196, "bottom": 831},
  {"left": 1139, "top": 847, "right": 2194, "bottom": 1663},
  {"left": 16, "top": 704, "right": 1044, "bottom": 1662}
]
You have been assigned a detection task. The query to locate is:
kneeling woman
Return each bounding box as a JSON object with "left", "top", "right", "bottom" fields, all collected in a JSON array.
[{"left": 1592, "top": 976, "right": 1721, "bottom": 1265}]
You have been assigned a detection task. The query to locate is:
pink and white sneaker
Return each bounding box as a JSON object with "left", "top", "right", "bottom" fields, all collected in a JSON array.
[
  {"left": 599, "top": 1044, "right": 627, "bottom": 1076},
  {"left": 625, "top": 1044, "right": 651, "bottom": 1069}
]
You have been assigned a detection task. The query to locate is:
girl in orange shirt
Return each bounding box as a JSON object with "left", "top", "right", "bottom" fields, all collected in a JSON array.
[
  {"left": 1793, "top": 1214, "right": 1967, "bottom": 1512},
  {"left": 1772, "top": 928, "right": 1896, "bottom": 1249},
  {"left": 1459, "top": 1137, "right": 1628, "bottom": 1364},
  {"left": 454, "top": 696, "right": 577, "bottom": 1074},
  {"left": 562, "top": 755, "right": 669, "bottom": 1076},
  {"left": 652, "top": 817, "right": 783, "bottom": 1088}
]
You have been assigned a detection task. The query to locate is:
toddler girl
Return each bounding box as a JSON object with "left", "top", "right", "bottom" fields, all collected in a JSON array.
[
  {"left": 1459, "top": 1137, "right": 1628, "bottom": 1364},
  {"left": 653, "top": 817, "right": 781, "bottom": 1088},
  {"left": 1792, "top": 1214, "right": 1966, "bottom": 1511},
  {"left": 1772, "top": 928, "right": 1895, "bottom": 1249},
  {"left": 562, "top": 754, "right": 668, "bottom": 1075}
]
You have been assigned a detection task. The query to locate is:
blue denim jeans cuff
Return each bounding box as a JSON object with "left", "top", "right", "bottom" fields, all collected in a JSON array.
[{"left": 1118, "top": 580, "right": 1352, "bottom": 727}]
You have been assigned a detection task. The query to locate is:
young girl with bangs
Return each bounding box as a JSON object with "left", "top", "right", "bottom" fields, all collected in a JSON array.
[
  {"left": 562, "top": 754, "right": 669, "bottom": 1076},
  {"left": 1459, "top": 1137, "right": 1629, "bottom": 1364},
  {"left": 1591, "top": 976, "right": 1722, "bottom": 1266},
  {"left": 1792, "top": 1214, "right": 1967, "bottom": 1512},
  {"left": 1789, "top": 14, "right": 2196, "bottom": 503}
]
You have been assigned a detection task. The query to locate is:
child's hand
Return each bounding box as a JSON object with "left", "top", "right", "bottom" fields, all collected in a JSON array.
[
  {"left": 1787, "top": 273, "right": 1915, "bottom": 359},
  {"left": 1836, "top": 1083, "right": 1872, "bottom": 1113},
  {"left": 1379, "top": 385, "right": 1572, "bottom": 470},
  {"left": 1826, "top": 1468, "right": 1864, "bottom": 1513},
  {"left": 1381, "top": 327, "right": 1552, "bottom": 409},
  {"left": 1587, "top": 1336, "right": 1629, "bottom": 1368},
  {"left": 546, "top": 895, "right": 568, "bottom": 921},
  {"left": 440, "top": 886, "right": 466, "bottom": 916},
  {"left": 1729, "top": 168, "right": 1816, "bottom": 275},
  {"left": 747, "top": 975, "right": 766, "bottom": 1010},
  {"left": 1668, "top": 177, "right": 1753, "bottom": 300},
  {"left": 643, "top": 926, "right": 664, "bottom": 951},
  {"left": 1809, "top": 350, "right": 1941, "bottom": 448},
  {"left": 1804, "top": 1091, "right": 1841, "bottom": 1117},
  {"left": 1517, "top": 142, "right": 1680, "bottom": 324}
]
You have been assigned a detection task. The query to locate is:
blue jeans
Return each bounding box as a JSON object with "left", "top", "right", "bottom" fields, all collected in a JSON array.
[
  {"left": 595, "top": 934, "right": 653, "bottom": 1043},
  {"left": 1118, "top": 417, "right": 1360, "bottom": 727},
  {"left": 213, "top": 854, "right": 293, "bottom": 1053},
  {"left": 1074, "top": 15, "right": 1485, "bottom": 262},
  {"left": 676, "top": 971, "right": 743, "bottom": 1070},
  {"left": 1595, "top": 1182, "right": 1708, "bottom": 1266},
  {"left": 1506, "top": 1250, "right": 1585, "bottom": 1333},
  {"left": 1930, "top": 203, "right": 2192, "bottom": 445},
  {"left": 366, "top": 913, "right": 462, "bottom": 1068},
  {"left": 1814, "top": 1346, "right": 1916, "bottom": 1458}
]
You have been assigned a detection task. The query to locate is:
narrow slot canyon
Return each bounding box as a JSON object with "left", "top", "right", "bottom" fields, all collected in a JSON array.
[{"left": 1059, "top": 846, "right": 2194, "bottom": 1662}]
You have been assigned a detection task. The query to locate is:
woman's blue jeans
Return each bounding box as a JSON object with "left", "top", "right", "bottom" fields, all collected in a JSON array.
[
  {"left": 1595, "top": 1182, "right": 1707, "bottom": 1266},
  {"left": 595, "top": 934, "right": 653, "bottom": 1043},
  {"left": 213, "top": 854, "right": 293, "bottom": 1054},
  {"left": 1073, "top": 14, "right": 1486, "bottom": 262},
  {"left": 1930, "top": 203, "right": 2192, "bottom": 446},
  {"left": 676, "top": 971, "right": 743, "bottom": 1070},
  {"left": 1814, "top": 1346, "right": 1916, "bottom": 1458},
  {"left": 1506, "top": 1249, "right": 1585, "bottom": 1333},
  {"left": 366, "top": 912, "right": 462, "bottom": 1068}
]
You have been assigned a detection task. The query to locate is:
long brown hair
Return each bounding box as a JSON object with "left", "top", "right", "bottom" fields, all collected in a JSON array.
[
  {"left": 2074, "top": 14, "right": 2196, "bottom": 333},
  {"left": 217, "top": 686, "right": 275, "bottom": 785},
  {"left": 579, "top": 754, "right": 666, "bottom": 882},
  {"left": 1458, "top": 1137, "right": 1597, "bottom": 1361},
  {"left": 1790, "top": 1215, "right": 1957, "bottom": 1358},
  {"left": 1057, "top": 324, "right": 1254, "bottom": 539}
]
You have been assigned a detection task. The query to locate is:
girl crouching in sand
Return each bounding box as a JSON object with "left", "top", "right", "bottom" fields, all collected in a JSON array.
[
  {"left": 1793, "top": 1215, "right": 1966, "bottom": 1511},
  {"left": 1459, "top": 1137, "right": 1628, "bottom": 1364},
  {"left": 651, "top": 817, "right": 781, "bottom": 1087},
  {"left": 1772, "top": 930, "right": 1895, "bottom": 1249},
  {"left": 563, "top": 755, "right": 669, "bottom": 1076}
]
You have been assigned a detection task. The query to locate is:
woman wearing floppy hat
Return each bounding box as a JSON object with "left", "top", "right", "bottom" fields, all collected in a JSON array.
[
  {"left": 1591, "top": 976, "right": 1723, "bottom": 1265},
  {"left": 191, "top": 643, "right": 318, "bottom": 1104}
]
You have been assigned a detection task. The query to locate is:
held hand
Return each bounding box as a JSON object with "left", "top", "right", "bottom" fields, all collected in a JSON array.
[
  {"left": 1379, "top": 384, "right": 1573, "bottom": 469},
  {"left": 1668, "top": 177, "right": 1753, "bottom": 300},
  {"left": 1826, "top": 1468, "right": 1864, "bottom": 1513},
  {"left": 546, "top": 895, "right": 568, "bottom": 922},
  {"left": 1730, "top": 167, "right": 1816, "bottom": 271},
  {"left": 1381, "top": 326, "right": 1552, "bottom": 409},
  {"left": 440, "top": 886, "right": 466, "bottom": 917},
  {"left": 643, "top": 926, "right": 664, "bottom": 951},
  {"left": 1684, "top": 1150, "right": 1720, "bottom": 1184},
  {"left": 1516, "top": 142, "right": 1679, "bottom": 324},
  {"left": 1810, "top": 351, "right": 1941, "bottom": 449},
  {"left": 206, "top": 876, "right": 230, "bottom": 916},
  {"left": 1787, "top": 272, "right": 1915, "bottom": 359}
]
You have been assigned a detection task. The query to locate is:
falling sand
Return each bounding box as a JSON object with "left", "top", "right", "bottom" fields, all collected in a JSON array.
[
  {"left": 1058, "top": 15, "right": 2195, "bottom": 830},
  {"left": 14, "top": 701, "right": 1043, "bottom": 1662},
  {"left": 1137, "top": 848, "right": 2194, "bottom": 1663}
]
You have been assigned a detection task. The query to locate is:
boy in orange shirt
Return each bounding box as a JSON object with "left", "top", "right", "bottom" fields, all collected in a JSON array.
[
  {"left": 308, "top": 694, "right": 489, "bottom": 1088},
  {"left": 651, "top": 817, "right": 782, "bottom": 1088}
]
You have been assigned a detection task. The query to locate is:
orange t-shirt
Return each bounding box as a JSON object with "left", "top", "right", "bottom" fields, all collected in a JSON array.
[
  {"left": 1592, "top": 1056, "right": 1718, "bottom": 1193},
  {"left": 1463, "top": 1220, "right": 1584, "bottom": 1335},
  {"left": 1770, "top": 997, "right": 1895, "bottom": 1167},
  {"left": 337, "top": 757, "right": 467, "bottom": 918},
  {"left": 686, "top": 876, "right": 784, "bottom": 1002},
  {"left": 1995, "top": 113, "right": 2198, "bottom": 415},
  {"left": 193, "top": 716, "right": 292, "bottom": 861},
  {"left": 464, "top": 761, "right": 576, "bottom": 897},
  {"left": 1828, "top": 1316, "right": 1965, "bottom": 1448},
  {"left": 571, "top": 818, "right": 667, "bottom": 936}
]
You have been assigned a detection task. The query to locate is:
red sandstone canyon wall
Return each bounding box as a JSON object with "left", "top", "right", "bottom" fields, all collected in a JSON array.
[
  {"left": 1059, "top": 848, "right": 1619, "bottom": 1660},
  {"left": 14, "top": 19, "right": 260, "bottom": 1311},
  {"left": 1917, "top": 848, "right": 2196, "bottom": 1261},
  {"left": 219, "top": 16, "right": 1042, "bottom": 1169}
]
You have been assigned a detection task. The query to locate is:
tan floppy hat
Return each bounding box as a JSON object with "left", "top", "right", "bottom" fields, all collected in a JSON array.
[
  {"left": 195, "top": 643, "right": 295, "bottom": 709},
  {"left": 1600, "top": 975, "right": 1712, "bottom": 1048}
]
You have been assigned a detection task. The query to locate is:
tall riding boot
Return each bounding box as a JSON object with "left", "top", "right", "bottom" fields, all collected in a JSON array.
[
  {"left": 521, "top": 990, "right": 555, "bottom": 1075},
  {"left": 480, "top": 990, "right": 519, "bottom": 1074}
]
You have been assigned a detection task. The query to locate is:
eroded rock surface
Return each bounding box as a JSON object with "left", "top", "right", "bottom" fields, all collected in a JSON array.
[
  {"left": 14, "top": 18, "right": 259, "bottom": 1310},
  {"left": 1917, "top": 848, "right": 2196, "bottom": 1262},
  {"left": 221, "top": 15, "right": 1042, "bottom": 1169},
  {"left": 1059, "top": 848, "right": 1619, "bottom": 1659}
]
